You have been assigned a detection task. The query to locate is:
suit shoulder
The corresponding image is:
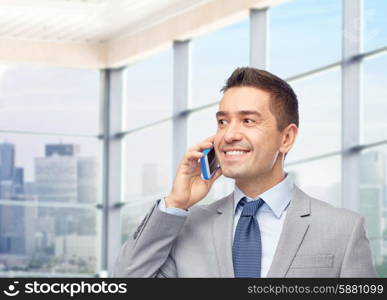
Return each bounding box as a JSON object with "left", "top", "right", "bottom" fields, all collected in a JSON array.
[
  {"left": 309, "top": 196, "right": 362, "bottom": 224},
  {"left": 187, "top": 194, "right": 232, "bottom": 219},
  {"left": 197, "top": 193, "right": 233, "bottom": 212}
]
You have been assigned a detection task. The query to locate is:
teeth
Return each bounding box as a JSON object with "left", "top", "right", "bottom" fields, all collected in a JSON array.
[{"left": 225, "top": 151, "right": 247, "bottom": 156}]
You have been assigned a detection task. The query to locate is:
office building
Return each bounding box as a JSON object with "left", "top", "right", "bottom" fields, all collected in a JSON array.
[
  {"left": 359, "top": 151, "right": 384, "bottom": 264},
  {"left": 46, "top": 144, "right": 80, "bottom": 157},
  {"left": 0, "top": 142, "right": 14, "bottom": 181},
  {"left": 77, "top": 157, "right": 98, "bottom": 203},
  {"left": 35, "top": 155, "right": 78, "bottom": 203},
  {"left": 0, "top": 142, "right": 27, "bottom": 257}
]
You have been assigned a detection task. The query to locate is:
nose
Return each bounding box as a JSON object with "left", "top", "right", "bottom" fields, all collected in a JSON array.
[{"left": 223, "top": 121, "right": 243, "bottom": 144}]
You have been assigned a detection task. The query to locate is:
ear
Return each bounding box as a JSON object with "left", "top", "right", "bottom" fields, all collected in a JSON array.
[{"left": 279, "top": 123, "right": 298, "bottom": 155}]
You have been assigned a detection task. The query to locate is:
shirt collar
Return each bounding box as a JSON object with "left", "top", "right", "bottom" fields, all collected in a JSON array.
[{"left": 233, "top": 173, "right": 294, "bottom": 218}]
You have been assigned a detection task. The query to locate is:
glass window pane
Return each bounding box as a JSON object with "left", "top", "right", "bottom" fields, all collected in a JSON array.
[
  {"left": 0, "top": 204, "right": 98, "bottom": 275},
  {"left": 121, "top": 121, "right": 172, "bottom": 242},
  {"left": 120, "top": 201, "right": 154, "bottom": 245},
  {"left": 286, "top": 155, "right": 342, "bottom": 208},
  {"left": 358, "top": 146, "right": 387, "bottom": 277},
  {"left": 0, "top": 66, "right": 100, "bottom": 135},
  {"left": 124, "top": 49, "right": 173, "bottom": 130},
  {"left": 0, "top": 135, "right": 101, "bottom": 204},
  {"left": 187, "top": 105, "right": 217, "bottom": 146},
  {"left": 361, "top": 54, "right": 387, "bottom": 144},
  {"left": 190, "top": 18, "right": 249, "bottom": 108},
  {"left": 363, "top": 0, "right": 387, "bottom": 52},
  {"left": 123, "top": 121, "right": 172, "bottom": 200},
  {"left": 286, "top": 68, "right": 341, "bottom": 162},
  {"left": 269, "top": 0, "right": 341, "bottom": 78}
]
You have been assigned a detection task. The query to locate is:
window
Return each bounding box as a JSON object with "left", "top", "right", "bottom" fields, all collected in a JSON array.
[
  {"left": 358, "top": 146, "right": 387, "bottom": 277},
  {"left": 187, "top": 105, "right": 218, "bottom": 146},
  {"left": 286, "top": 155, "right": 342, "bottom": 207},
  {"left": 190, "top": 19, "right": 249, "bottom": 108},
  {"left": 0, "top": 134, "right": 101, "bottom": 204},
  {"left": 0, "top": 66, "right": 100, "bottom": 135},
  {"left": 363, "top": 0, "right": 387, "bottom": 52},
  {"left": 121, "top": 121, "right": 172, "bottom": 242},
  {"left": 361, "top": 54, "right": 387, "bottom": 144},
  {"left": 124, "top": 49, "right": 173, "bottom": 130},
  {"left": 269, "top": 0, "right": 341, "bottom": 78},
  {"left": 287, "top": 68, "right": 341, "bottom": 162},
  {"left": 0, "top": 66, "right": 101, "bottom": 276},
  {"left": 0, "top": 204, "right": 98, "bottom": 274}
]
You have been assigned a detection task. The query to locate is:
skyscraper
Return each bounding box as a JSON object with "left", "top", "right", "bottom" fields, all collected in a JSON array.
[
  {"left": 35, "top": 144, "right": 97, "bottom": 204},
  {"left": 12, "top": 167, "right": 24, "bottom": 198},
  {"left": 0, "top": 142, "right": 25, "bottom": 199},
  {"left": 359, "top": 151, "right": 385, "bottom": 265},
  {"left": 45, "top": 144, "right": 80, "bottom": 157},
  {"left": 0, "top": 142, "right": 14, "bottom": 181},
  {"left": 34, "top": 145, "right": 78, "bottom": 257},
  {"left": 77, "top": 157, "right": 98, "bottom": 203},
  {"left": 0, "top": 142, "right": 26, "bottom": 256},
  {"left": 0, "top": 205, "right": 25, "bottom": 255},
  {"left": 33, "top": 143, "right": 97, "bottom": 272},
  {"left": 35, "top": 155, "right": 77, "bottom": 203}
]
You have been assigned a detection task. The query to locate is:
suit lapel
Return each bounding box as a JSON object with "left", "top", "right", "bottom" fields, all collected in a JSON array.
[
  {"left": 267, "top": 185, "right": 311, "bottom": 277},
  {"left": 211, "top": 193, "right": 235, "bottom": 277}
]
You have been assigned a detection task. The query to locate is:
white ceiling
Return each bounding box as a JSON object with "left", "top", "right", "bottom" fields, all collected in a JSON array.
[
  {"left": 0, "top": 0, "right": 212, "bottom": 44},
  {"left": 0, "top": 0, "right": 278, "bottom": 68}
]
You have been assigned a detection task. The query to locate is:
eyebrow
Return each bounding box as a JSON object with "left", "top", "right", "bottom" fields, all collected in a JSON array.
[{"left": 216, "top": 110, "right": 263, "bottom": 118}]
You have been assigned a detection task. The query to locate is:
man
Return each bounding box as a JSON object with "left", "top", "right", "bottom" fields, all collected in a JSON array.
[{"left": 112, "top": 67, "right": 377, "bottom": 277}]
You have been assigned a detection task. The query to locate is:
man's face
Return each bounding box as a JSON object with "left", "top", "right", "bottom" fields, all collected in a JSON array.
[{"left": 214, "top": 86, "right": 284, "bottom": 181}]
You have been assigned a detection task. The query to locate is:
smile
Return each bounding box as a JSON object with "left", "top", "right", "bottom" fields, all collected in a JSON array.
[
  {"left": 224, "top": 150, "right": 249, "bottom": 156},
  {"left": 222, "top": 149, "right": 250, "bottom": 160}
]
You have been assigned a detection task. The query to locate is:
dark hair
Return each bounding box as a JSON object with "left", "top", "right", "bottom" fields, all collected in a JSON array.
[{"left": 221, "top": 67, "right": 299, "bottom": 131}]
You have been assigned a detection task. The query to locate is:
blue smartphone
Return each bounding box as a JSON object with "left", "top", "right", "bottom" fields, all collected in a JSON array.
[{"left": 200, "top": 147, "right": 220, "bottom": 180}]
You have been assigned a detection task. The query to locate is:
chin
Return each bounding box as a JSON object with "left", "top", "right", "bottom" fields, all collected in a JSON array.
[{"left": 221, "top": 168, "right": 246, "bottom": 179}]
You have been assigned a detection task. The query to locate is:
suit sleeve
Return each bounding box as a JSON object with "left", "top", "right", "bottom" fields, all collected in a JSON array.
[
  {"left": 339, "top": 215, "right": 378, "bottom": 277},
  {"left": 110, "top": 200, "right": 187, "bottom": 277}
]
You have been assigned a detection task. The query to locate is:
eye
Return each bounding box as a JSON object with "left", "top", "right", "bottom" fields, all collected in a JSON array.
[
  {"left": 244, "top": 119, "right": 255, "bottom": 124},
  {"left": 217, "top": 119, "right": 227, "bottom": 125}
]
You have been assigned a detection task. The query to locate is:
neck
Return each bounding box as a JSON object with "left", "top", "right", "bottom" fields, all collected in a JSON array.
[{"left": 235, "top": 159, "right": 285, "bottom": 199}]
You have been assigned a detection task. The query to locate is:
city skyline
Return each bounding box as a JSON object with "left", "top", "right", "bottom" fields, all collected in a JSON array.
[{"left": 0, "top": 141, "right": 98, "bottom": 274}]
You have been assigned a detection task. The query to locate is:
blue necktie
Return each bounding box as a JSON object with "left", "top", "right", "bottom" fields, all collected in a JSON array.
[{"left": 232, "top": 197, "right": 265, "bottom": 278}]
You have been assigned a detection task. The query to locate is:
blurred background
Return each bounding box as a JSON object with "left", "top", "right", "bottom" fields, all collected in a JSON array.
[{"left": 0, "top": 0, "right": 386, "bottom": 277}]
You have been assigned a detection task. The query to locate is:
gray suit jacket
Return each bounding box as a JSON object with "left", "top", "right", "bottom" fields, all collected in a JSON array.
[{"left": 111, "top": 185, "right": 377, "bottom": 277}]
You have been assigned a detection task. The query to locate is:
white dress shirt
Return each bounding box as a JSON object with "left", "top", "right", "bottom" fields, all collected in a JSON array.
[
  {"left": 232, "top": 174, "right": 293, "bottom": 277},
  {"left": 158, "top": 174, "right": 294, "bottom": 277}
]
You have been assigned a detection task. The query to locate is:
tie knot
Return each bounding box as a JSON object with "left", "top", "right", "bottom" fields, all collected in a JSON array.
[{"left": 239, "top": 198, "right": 264, "bottom": 217}]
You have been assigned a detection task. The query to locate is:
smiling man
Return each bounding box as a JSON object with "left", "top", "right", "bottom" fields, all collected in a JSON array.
[{"left": 112, "top": 67, "right": 377, "bottom": 278}]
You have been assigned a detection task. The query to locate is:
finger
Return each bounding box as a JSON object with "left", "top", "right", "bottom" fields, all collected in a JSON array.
[
  {"left": 189, "top": 141, "right": 213, "bottom": 153},
  {"left": 184, "top": 151, "right": 203, "bottom": 161},
  {"left": 200, "top": 136, "right": 216, "bottom": 150},
  {"left": 182, "top": 158, "right": 202, "bottom": 175},
  {"left": 204, "top": 135, "right": 216, "bottom": 143}
]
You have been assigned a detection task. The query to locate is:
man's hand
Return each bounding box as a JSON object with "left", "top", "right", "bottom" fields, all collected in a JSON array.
[{"left": 165, "top": 136, "right": 222, "bottom": 210}]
